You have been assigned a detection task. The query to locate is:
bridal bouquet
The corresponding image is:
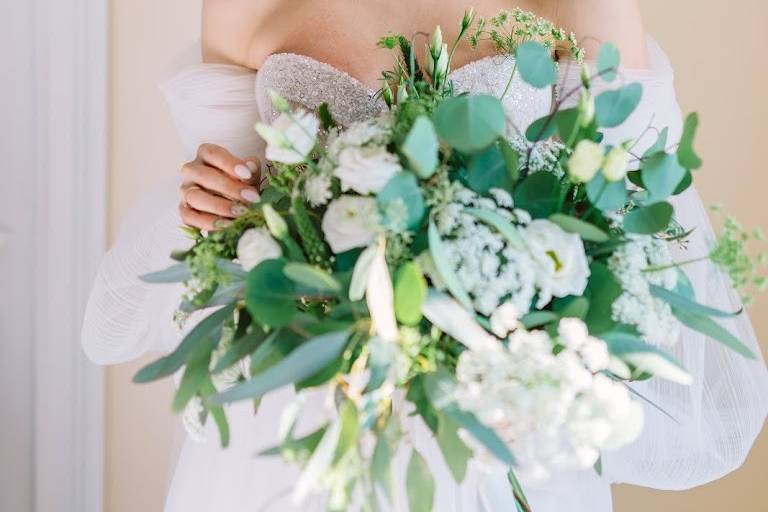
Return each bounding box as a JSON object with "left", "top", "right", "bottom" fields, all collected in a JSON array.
[{"left": 136, "top": 9, "right": 765, "bottom": 511}]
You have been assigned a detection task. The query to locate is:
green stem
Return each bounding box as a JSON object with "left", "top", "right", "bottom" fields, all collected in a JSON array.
[
  {"left": 500, "top": 61, "right": 519, "bottom": 100},
  {"left": 643, "top": 255, "right": 710, "bottom": 273}
]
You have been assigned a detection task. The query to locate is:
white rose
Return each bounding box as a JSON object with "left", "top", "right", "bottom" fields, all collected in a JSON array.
[
  {"left": 255, "top": 109, "right": 320, "bottom": 165},
  {"left": 602, "top": 146, "right": 630, "bottom": 182},
  {"left": 568, "top": 140, "right": 604, "bottom": 183},
  {"left": 333, "top": 145, "right": 402, "bottom": 195},
  {"left": 321, "top": 195, "right": 380, "bottom": 253},
  {"left": 523, "top": 219, "right": 591, "bottom": 308},
  {"left": 236, "top": 228, "right": 283, "bottom": 271}
]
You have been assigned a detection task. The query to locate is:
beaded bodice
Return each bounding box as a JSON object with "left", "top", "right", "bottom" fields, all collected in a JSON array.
[{"left": 160, "top": 51, "right": 553, "bottom": 160}]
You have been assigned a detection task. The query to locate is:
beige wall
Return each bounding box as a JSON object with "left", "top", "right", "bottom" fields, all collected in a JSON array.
[{"left": 107, "top": 1, "right": 768, "bottom": 510}]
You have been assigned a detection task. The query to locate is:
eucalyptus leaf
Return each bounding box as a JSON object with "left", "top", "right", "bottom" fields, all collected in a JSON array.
[
  {"left": 584, "top": 262, "right": 622, "bottom": 334},
  {"left": 513, "top": 171, "right": 560, "bottom": 218},
  {"left": 500, "top": 138, "right": 521, "bottom": 184},
  {"left": 428, "top": 221, "right": 473, "bottom": 309},
  {"left": 139, "top": 262, "right": 191, "bottom": 284},
  {"left": 597, "top": 42, "right": 620, "bottom": 82},
  {"left": 672, "top": 308, "right": 756, "bottom": 359},
  {"left": 172, "top": 342, "right": 212, "bottom": 412},
  {"left": 245, "top": 258, "right": 298, "bottom": 327},
  {"left": 520, "top": 311, "right": 559, "bottom": 329},
  {"left": 553, "top": 296, "right": 590, "bottom": 320},
  {"left": 406, "top": 449, "right": 435, "bottom": 512},
  {"left": 641, "top": 153, "right": 686, "bottom": 203},
  {"left": 650, "top": 284, "right": 742, "bottom": 318},
  {"left": 435, "top": 411, "right": 472, "bottom": 482},
  {"left": 601, "top": 331, "right": 692, "bottom": 384},
  {"left": 586, "top": 173, "right": 628, "bottom": 212},
  {"left": 623, "top": 202, "right": 674, "bottom": 234},
  {"left": 200, "top": 378, "right": 230, "bottom": 447},
  {"left": 283, "top": 262, "right": 341, "bottom": 293},
  {"left": 433, "top": 95, "right": 506, "bottom": 153},
  {"left": 371, "top": 436, "right": 395, "bottom": 502},
  {"left": 595, "top": 83, "right": 643, "bottom": 128},
  {"left": 678, "top": 113, "right": 703, "bottom": 170},
  {"left": 643, "top": 127, "right": 669, "bottom": 159},
  {"left": 377, "top": 172, "right": 425, "bottom": 230},
  {"left": 402, "top": 116, "right": 439, "bottom": 178},
  {"left": 212, "top": 327, "right": 268, "bottom": 373},
  {"left": 548, "top": 213, "right": 610, "bottom": 242},
  {"left": 134, "top": 303, "right": 236, "bottom": 383},
  {"left": 292, "top": 413, "right": 343, "bottom": 504},
  {"left": 210, "top": 330, "right": 349, "bottom": 404},
  {"left": 466, "top": 142, "right": 514, "bottom": 194},
  {"left": 516, "top": 41, "right": 557, "bottom": 88}
]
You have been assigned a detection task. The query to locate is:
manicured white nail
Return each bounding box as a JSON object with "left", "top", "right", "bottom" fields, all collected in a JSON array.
[
  {"left": 231, "top": 203, "right": 249, "bottom": 216},
  {"left": 234, "top": 164, "right": 252, "bottom": 180},
  {"left": 246, "top": 160, "right": 259, "bottom": 172},
  {"left": 241, "top": 189, "right": 260, "bottom": 203}
]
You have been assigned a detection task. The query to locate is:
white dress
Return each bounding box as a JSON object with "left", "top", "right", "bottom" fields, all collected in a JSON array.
[{"left": 82, "top": 38, "right": 768, "bottom": 511}]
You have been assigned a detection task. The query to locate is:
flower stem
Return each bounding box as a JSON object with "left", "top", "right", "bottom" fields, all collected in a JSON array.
[{"left": 643, "top": 255, "right": 710, "bottom": 273}]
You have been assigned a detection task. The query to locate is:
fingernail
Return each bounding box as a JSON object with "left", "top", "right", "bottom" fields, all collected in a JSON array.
[
  {"left": 231, "top": 203, "right": 249, "bottom": 216},
  {"left": 213, "top": 219, "right": 234, "bottom": 230},
  {"left": 241, "top": 189, "right": 260, "bottom": 203},
  {"left": 234, "top": 164, "right": 252, "bottom": 180},
  {"left": 246, "top": 160, "right": 259, "bottom": 172}
]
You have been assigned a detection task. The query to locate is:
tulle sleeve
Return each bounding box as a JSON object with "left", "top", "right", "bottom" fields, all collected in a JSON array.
[
  {"left": 558, "top": 36, "right": 768, "bottom": 489},
  {"left": 81, "top": 178, "right": 189, "bottom": 364},
  {"left": 82, "top": 45, "right": 263, "bottom": 365}
]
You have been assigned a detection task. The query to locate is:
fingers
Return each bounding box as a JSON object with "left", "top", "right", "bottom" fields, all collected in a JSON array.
[
  {"left": 181, "top": 161, "right": 261, "bottom": 203},
  {"left": 178, "top": 203, "right": 229, "bottom": 232},
  {"left": 183, "top": 186, "right": 248, "bottom": 219},
  {"left": 197, "top": 143, "right": 261, "bottom": 184}
]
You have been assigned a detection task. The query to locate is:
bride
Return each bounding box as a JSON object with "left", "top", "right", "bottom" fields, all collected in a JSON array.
[{"left": 83, "top": 1, "right": 768, "bottom": 510}]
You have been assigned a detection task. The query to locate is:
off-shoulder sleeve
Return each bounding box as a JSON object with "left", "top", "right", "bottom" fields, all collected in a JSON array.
[
  {"left": 82, "top": 48, "right": 263, "bottom": 365},
  {"left": 558, "top": 37, "right": 768, "bottom": 489},
  {"left": 82, "top": 177, "right": 189, "bottom": 364}
]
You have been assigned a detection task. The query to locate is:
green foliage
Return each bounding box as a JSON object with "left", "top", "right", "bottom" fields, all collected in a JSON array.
[
  {"left": 601, "top": 330, "right": 692, "bottom": 384},
  {"left": 584, "top": 262, "right": 622, "bottom": 334},
  {"left": 394, "top": 262, "right": 428, "bottom": 325},
  {"left": 586, "top": 173, "right": 628, "bottom": 212},
  {"left": 433, "top": 95, "right": 506, "bottom": 153},
  {"left": 641, "top": 153, "right": 687, "bottom": 203},
  {"left": 465, "top": 142, "right": 516, "bottom": 193},
  {"left": 623, "top": 202, "right": 674, "bottom": 234},
  {"left": 516, "top": 41, "right": 557, "bottom": 88},
  {"left": 377, "top": 172, "right": 426, "bottom": 231},
  {"left": 283, "top": 262, "right": 341, "bottom": 294},
  {"left": 406, "top": 449, "right": 435, "bottom": 512},
  {"left": 211, "top": 330, "right": 350, "bottom": 404},
  {"left": 292, "top": 196, "right": 332, "bottom": 270},
  {"left": 649, "top": 284, "right": 741, "bottom": 318},
  {"left": 672, "top": 307, "right": 756, "bottom": 359},
  {"left": 134, "top": 304, "right": 236, "bottom": 383},
  {"left": 678, "top": 113, "right": 703, "bottom": 170},
  {"left": 428, "top": 220, "right": 473, "bottom": 309},
  {"left": 435, "top": 410, "right": 473, "bottom": 482},
  {"left": 401, "top": 116, "right": 439, "bottom": 178},
  {"left": 513, "top": 171, "right": 560, "bottom": 218},
  {"left": 548, "top": 213, "right": 609, "bottom": 242},
  {"left": 597, "top": 42, "right": 620, "bottom": 82},
  {"left": 245, "top": 259, "right": 298, "bottom": 327},
  {"left": 465, "top": 208, "right": 526, "bottom": 249},
  {"left": 595, "top": 83, "right": 643, "bottom": 128}
]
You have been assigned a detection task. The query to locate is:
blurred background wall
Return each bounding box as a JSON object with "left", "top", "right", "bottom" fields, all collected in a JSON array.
[{"left": 107, "top": 1, "right": 768, "bottom": 510}]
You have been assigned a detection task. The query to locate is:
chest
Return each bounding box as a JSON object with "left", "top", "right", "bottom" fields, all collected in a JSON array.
[{"left": 257, "top": 0, "right": 549, "bottom": 90}]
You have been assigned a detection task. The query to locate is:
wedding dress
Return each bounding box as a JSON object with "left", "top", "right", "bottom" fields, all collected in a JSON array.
[{"left": 82, "top": 37, "right": 768, "bottom": 511}]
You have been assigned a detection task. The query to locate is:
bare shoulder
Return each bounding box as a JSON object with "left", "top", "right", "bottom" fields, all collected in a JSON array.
[
  {"left": 548, "top": 0, "right": 648, "bottom": 68},
  {"left": 201, "top": 0, "right": 284, "bottom": 67}
]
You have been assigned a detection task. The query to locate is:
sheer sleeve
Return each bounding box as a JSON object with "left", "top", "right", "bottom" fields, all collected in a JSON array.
[
  {"left": 82, "top": 178, "right": 189, "bottom": 364},
  {"left": 557, "top": 36, "right": 768, "bottom": 489},
  {"left": 82, "top": 45, "right": 263, "bottom": 365}
]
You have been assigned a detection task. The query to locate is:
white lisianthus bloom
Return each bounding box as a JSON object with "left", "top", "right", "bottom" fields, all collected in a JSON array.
[
  {"left": 236, "top": 228, "right": 283, "bottom": 271},
  {"left": 602, "top": 146, "right": 630, "bottom": 182},
  {"left": 333, "top": 145, "right": 402, "bottom": 195},
  {"left": 304, "top": 173, "right": 333, "bottom": 207},
  {"left": 321, "top": 195, "right": 379, "bottom": 253},
  {"left": 568, "top": 140, "right": 604, "bottom": 183},
  {"left": 524, "top": 220, "right": 590, "bottom": 308},
  {"left": 255, "top": 109, "right": 320, "bottom": 165},
  {"left": 490, "top": 302, "right": 520, "bottom": 338}
]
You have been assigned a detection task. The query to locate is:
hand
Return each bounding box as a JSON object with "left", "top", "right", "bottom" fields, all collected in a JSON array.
[{"left": 179, "top": 144, "right": 262, "bottom": 231}]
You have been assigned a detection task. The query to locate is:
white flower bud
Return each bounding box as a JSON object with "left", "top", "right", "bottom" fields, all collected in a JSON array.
[
  {"left": 568, "top": 140, "right": 604, "bottom": 183},
  {"left": 431, "top": 26, "right": 443, "bottom": 57},
  {"left": 602, "top": 146, "right": 630, "bottom": 182},
  {"left": 262, "top": 204, "right": 288, "bottom": 240},
  {"left": 236, "top": 228, "right": 283, "bottom": 271},
  {"left": 577, "top": 90, "right": 595, "bottom": 127},
  {"left": 321, "top": 196, "right": 379, "bottom": 254},
  {"left": 255, "top": 109, "right": 320, "bottom": 165},
  {"left": 435, "top": 44, "right": 450, "bottom": 79}
]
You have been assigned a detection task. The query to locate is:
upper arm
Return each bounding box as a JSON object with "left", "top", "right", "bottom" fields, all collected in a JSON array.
[
  {"left": 201, "top": 0, "right": 278, "bottom": 67},
  {"left": 550, "top": 0, "right": 648, "bottom": 68}
]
